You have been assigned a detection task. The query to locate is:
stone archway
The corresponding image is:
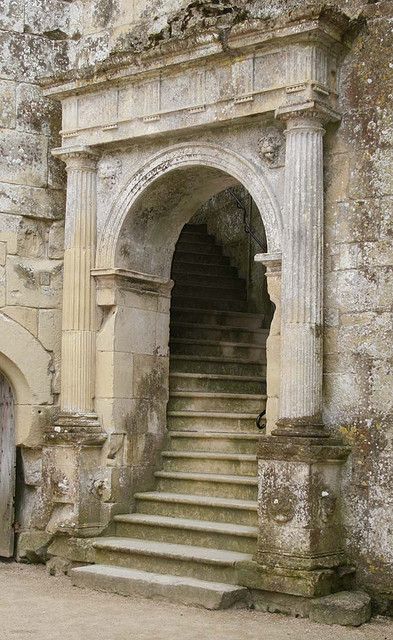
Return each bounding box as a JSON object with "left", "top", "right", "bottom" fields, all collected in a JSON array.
[{"left": 92, "top": 148, "right": 282, "bottom": 498}]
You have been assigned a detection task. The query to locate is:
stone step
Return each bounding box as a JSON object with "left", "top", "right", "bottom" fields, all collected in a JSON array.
[
  {"left": 170, "top": 307, "right": 264, "bottom": 329},
  {"left": 183, "top": 223, "right": 208, "bottom": 233},
  {"left": 170, "top": 322, "right": 268, "bottom": 345},
  {"left": 173, "top": 250, "right": 230, "bottom": 265},
  {"left": 168, "top": 391, "right": 265, "bottom": 413},
  {"left": 154, "top": 470, "right": 258, "bottom": 501},
  {"left": 175, "top": 241, "right": 223, "bottom": 255},
  {"left": 71, "top": 565, "right": 249, "bottom": 610},
  {"left": 172, "top": 296, "right": 247, "bottom": 312},
  {"left": 169, "top": 372, "right": 264, "bottom": 395},
  {"left": 170, "top": 355, "right": 265, "bottom": 377},
  {"left": 135, "top": 492, "right": 258, "bottom": 526},
  {"left": 170, "top": 338, "right": 265, "bottom": 361},
  {"left": 173, "top": 284, "right": 246, "bottom": 302},
  {"left": 169, "top": 431, "right": 259, "bottom": 454},
  {"left": 172, "top": 271, "right": 246, "bottom": 289},
  {"left": 113, "top": 514, "right": 258, "bottom": 553},
  {"left": 173, "top": 261, "right": 237, "bottom": 277},
  {"left": 161, "top": 450, "right": 257, "bottom": 476},
  {"left": 93, "top": 537, "right": 251, "bottom": 583},
  {"left": 167, "top": 410, "right": 259, "bottom": 433}
]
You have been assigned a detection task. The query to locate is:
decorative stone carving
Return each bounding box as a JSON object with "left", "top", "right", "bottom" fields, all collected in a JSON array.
[
  {"left": 318, "top": 488, "right": 337, "bottom": 523},
  {"left": 266, "top": 489, "right": 296, "bottom": 524},
  {"left": 258, "top": 127, "right": 285, "bottom": 168},
  {"left": 98, "top": 155, "right": 122, "bottom": 188}
]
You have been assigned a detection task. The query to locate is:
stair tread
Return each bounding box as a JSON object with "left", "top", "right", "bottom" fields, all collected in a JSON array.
[
  {"left": 169, "top": 391, "right": 265, "bottom": 400},
  {"left": 71, "top": 564, "right": 247, "bottom": 593},
  {"left": 162, "top": 451, "right": 256, "bottom": 461},
  {"left": 171, "top": 322, "right": 268, "bottom": 334},
  {"left": 113, "top": 513, "right": 258, "bottom": 537},
  {"left": 170, "top": 337, "right": 265, "bottom": 349},
  {"left": 172, "top": 307, "right": 263, "bottom": 320},
  {"left": 155, "top": 470, "right": 258, "bottom": 485},
  {"left": 171, "top": 355, "right": 263, "bottom": 364},
  {"left": 170, "top": 373, "right": 263, "bottom": 382},
  {"left": 167, "top": 410, "right": 259, "bottom": 418},
  {"left": 135, "top": 491, "right": 257, "bottom": 510},
  {"left": 93, "top": 537, "right": 251, "bottom": 565},
  {"left": 170, "top": 431, "right": 259, "bottom": 440}
]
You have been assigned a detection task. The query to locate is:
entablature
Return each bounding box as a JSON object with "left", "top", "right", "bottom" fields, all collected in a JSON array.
[{"left": 42, "top": 7, "right": 350, "bottom": 149}]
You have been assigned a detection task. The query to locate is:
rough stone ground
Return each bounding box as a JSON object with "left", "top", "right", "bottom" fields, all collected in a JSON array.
[{"left": 0, "top": 563, "right": 392, "bottom": 640}]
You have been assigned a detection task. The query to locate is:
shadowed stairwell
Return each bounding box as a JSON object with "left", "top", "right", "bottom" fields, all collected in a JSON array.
[{"left": 71, "top": 223, "right": 268, "bottom": 609}]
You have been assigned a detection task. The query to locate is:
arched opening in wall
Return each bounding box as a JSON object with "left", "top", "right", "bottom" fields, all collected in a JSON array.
[
  {"left": 168, "top": 186, "right": 273, "bottom": 460},
  {"left": 0, "top": 371, "right": 16, "bottom": 558},
  {"left": 101, "top": 157, "right": 280, "bottom": 503}
]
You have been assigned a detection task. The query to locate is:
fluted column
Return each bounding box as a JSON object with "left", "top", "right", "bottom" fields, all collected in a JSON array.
[
  {"left": 275, "top": 111, "right": 326, "bottom": 437},
  {"left": 48, "top": 145, "right": 105, "bottom": 445},
  {"left": 61, "top": 149, "right": 97, "bottom": 413}
]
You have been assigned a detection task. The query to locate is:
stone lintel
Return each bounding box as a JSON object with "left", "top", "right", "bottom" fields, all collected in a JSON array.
[
  {"left": 258, "top": 434, "right": 350, "bottom": 463},
  {"left": 93, "top": 268, "right": 173, "bottom": 306}
]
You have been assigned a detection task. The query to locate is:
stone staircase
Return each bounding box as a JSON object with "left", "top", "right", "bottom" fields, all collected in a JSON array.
[{"left": 71, "top": 223, "right": 267, "bottom": 609}]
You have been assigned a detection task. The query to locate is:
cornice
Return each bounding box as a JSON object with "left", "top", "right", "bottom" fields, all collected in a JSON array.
[{"left": 41, "top": 6, "right": 351, "bottom": 101}]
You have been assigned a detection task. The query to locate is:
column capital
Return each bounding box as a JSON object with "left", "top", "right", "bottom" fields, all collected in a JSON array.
[
  {"left": 275, "top": 100, "right": 341, "bottom": 130},
  {"left": 52, "top": 145, "right": 100, "bottom": 171},
  {"left": 255, "top": 252, "right": 282, "bottom": 276}
]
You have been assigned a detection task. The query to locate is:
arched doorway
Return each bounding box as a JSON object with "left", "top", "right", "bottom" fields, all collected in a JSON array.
[
  {"left": 84, "top": 156, "right": 281, "bottom": 604},
  {"left": 0, "top": 372, "right": 16, "bottom": 557}
]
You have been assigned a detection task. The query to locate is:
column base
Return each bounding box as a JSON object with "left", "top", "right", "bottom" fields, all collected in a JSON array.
[
  {"left": 238, "top": 560, "right": 355, "bottom": 598},
  {"left": 45, "top": 412, "right": 107, "bottom": 445},
  {"left": 273, "top": 416, "right": 328, "bottom": 438}
]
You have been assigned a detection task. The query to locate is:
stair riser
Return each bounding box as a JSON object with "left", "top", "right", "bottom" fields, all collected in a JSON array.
[
  {"left": 172, "top": 273, "right": 245, "bottom": 289},
  {"left": 173, "top": 252, "right": 230, "bottom": 265},
  {"left": 170, "top": 359, "right": 265, "bottom": 377},
  {"left": 171, "top": 309, "right": 264, "bottom": 329},
  {"left": 167, "top": 415, "right": 257, "bottom": 433},
  {"left": 162, "top": 457, "right": 257, "bottom": 476},
  {"left": 171, "top": 325, "right": 267, "bottom": 345},
  {"left": 175, "top": 242, "right": 222, "bottom": 255},
  {"left": 173, "top": 263, "right": 237, "bottom": 278},
  {"left": 135, "top": 497, "right": 258, "bottom": 526},
  {"left": 169, "top": 376, "right": 263, "bottom": 394},
  {"left": 170, "top": 342, "right": 265, "bottom": 361},
  {"left": 173, "top": 285, "right": 246, "bottom": 301},
  {"left": 114, "top": 522, "right": 257, "bottom": 554},
  {"left": 94, "top": 548, "right": 239, "bottom": 584},
  {"left": 156, "top": 478, "right": 258, "bottom": 501},
  {"left": 172, "top": 297, "right": 247, "bottom": 312},
  {"left": 169, "top": 435, "right": 258, "bottom": 454},
  {"left": 168, "top": 396, "right": 265, "bottom": 413}
]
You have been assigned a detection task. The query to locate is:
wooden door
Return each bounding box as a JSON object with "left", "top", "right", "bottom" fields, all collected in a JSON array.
[{"left": 0, "top": 372, "right": 15, "bottom": 557}]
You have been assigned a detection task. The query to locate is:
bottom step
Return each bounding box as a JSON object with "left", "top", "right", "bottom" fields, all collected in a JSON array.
[{"left": 71, "top": 564, "right": 250, "bottom": 610}]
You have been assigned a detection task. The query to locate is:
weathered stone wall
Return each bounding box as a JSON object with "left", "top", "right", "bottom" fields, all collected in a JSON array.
[
  {"left": 322, "top": 2, "right": 393, "bottom": 609},
  {"left": 0, "top": 0, "right": 74, "bottom": 548}
]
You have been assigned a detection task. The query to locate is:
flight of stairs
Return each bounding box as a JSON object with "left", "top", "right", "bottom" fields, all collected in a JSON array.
[{"left": 71, "top": 223, "right": 267, "bottom": 609}]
